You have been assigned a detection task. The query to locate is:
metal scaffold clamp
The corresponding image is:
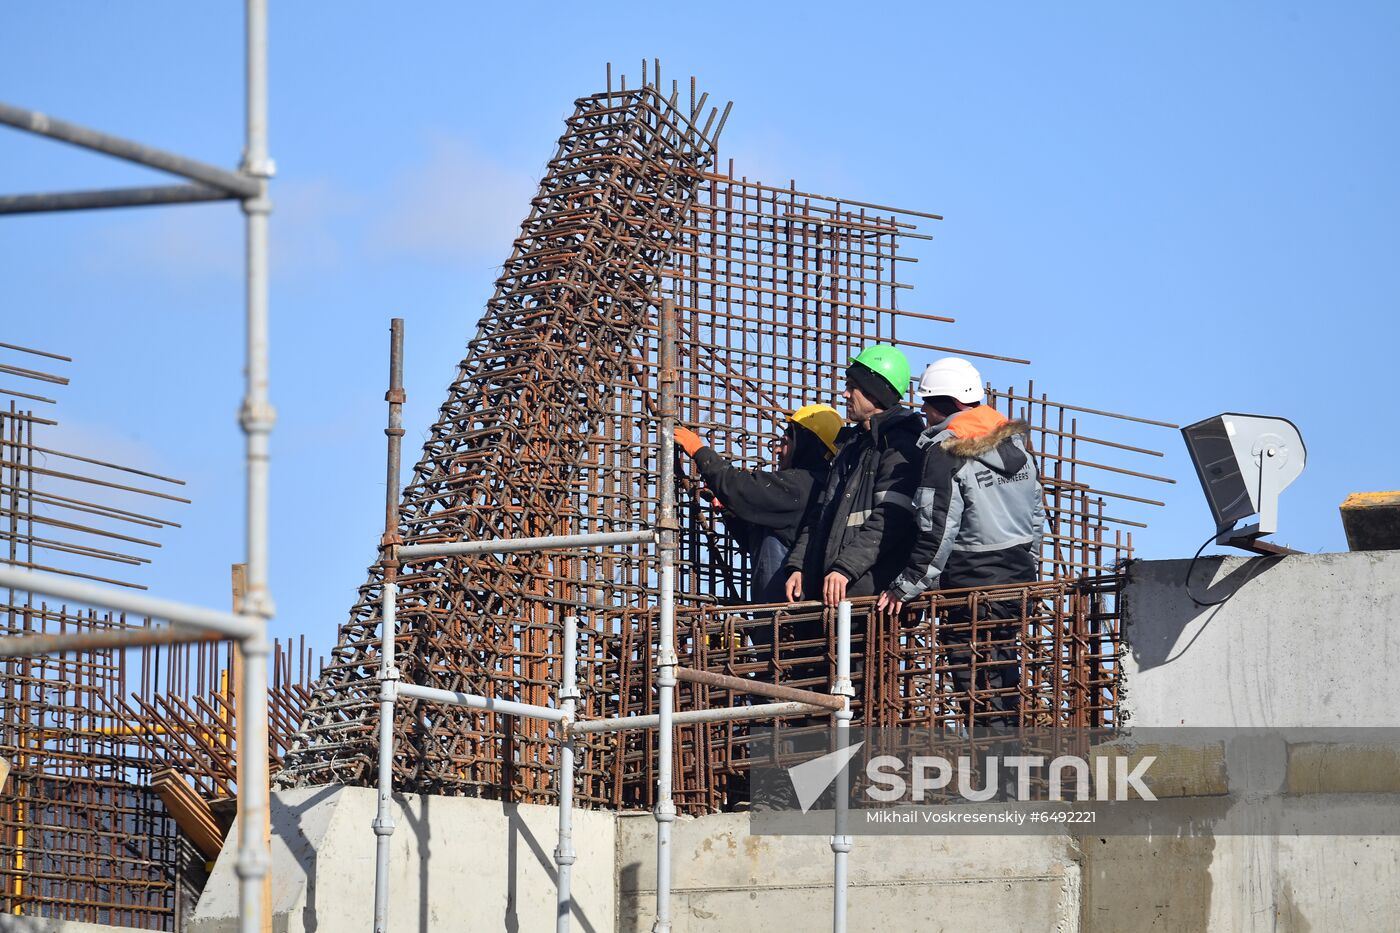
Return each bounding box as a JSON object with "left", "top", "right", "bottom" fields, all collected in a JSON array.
[
  {"left": 234, "top": 844, "right": 270, "bottom": 880},
  {"left": 238, "top": 151, "right": 276, "bottom": 180},
  {"left": 656, "top": 646, "right": 679, "bottom": 687},
  {"left": 653, "top": 799, "right": 677, "bottom": 824},
  {"left": 237, "top": 397, "right": 278, "bottom": 435}
]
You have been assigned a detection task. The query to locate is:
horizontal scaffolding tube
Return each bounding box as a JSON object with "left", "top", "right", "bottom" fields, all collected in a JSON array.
[
  {"left": 675, "top": 667, "right": 846, "bottom": 711},
  {"left": 0, "top": 184, "right": 235, "bottom": 215},
  {"left": 0, "top": 565, "right": 260, "bottom": 640},
  {"left": 395, "top": 682, "right": 567, "bottom": 722},
  {"left": 0, "top": 101, "right": 260, "bottom": 198},
  {"left": 569, "top": 701, "right": 823, "bottom": 735},
  {"left": 0, "top": 624, "right": 217, "bottom": 657},
  {"left": 399, "top": 529, "right": 655, "bottom": 560}
]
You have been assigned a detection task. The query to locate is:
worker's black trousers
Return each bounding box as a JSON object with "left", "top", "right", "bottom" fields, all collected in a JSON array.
[{"left": 938, "top": 598, "right": 1023, "bottom": 729}]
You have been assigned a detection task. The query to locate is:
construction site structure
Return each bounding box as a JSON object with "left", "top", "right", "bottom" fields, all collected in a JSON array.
[
  {"left": 276, "top": 62, "right": 1175, "bottom": 820},
  {"left": 0, "top": 2, "right": 278, "bottom": 930},
  {"left": 362, "top": 305, "right": 859, "bottom": 932},
  {"left": 1, "top": 53, "right": 1180, "bottom": 931}
]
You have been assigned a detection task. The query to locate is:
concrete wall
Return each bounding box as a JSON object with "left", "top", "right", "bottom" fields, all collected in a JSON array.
[
  {"left": 1080, "top": 826, "right": 1400, "bottom": 932},
  {"left": 615, "top": 811, "right": 1080, "bottom": 932},
  {"left": 1096, "top": 550, "right": 1400, "bottom": 931},
  {"left": 1121, "top": 551, "right": 1400, "bottom": 727},
  {"left": 188, "top": 785, "right": 615, "bottom": 933},
  {"left": 50, "top": 550, "right": 1400, "bottom": 932},
  {"left": 19, "top": 798, "right": 1400, "bottom": 933}
]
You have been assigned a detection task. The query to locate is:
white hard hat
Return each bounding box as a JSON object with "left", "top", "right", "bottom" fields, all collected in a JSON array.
[{"left": 917, "top": 357, "right": 984, "bottom": 403}]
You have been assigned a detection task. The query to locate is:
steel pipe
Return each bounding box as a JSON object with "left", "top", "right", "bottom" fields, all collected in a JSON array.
[
  {"left": 372, "top": 319, "right": 405, "bottom": 933},
  {"left": 0, "top": 102, "right": 260, "bottom": 198},
  {"left": 0, "top": 184, "right": 234, "bottom": 215},
  {"left": 371, "top": 578, "right": 399, "bottom": 933},
  {"left": 398, "top": 528, "right": 655, "bottom": 560},
  {"left": 0, "top": 566, "right": 259, "bottom": 640},
  {"left": 235, "top": 3, "right": 274, "bottom": 931},
  {"left": 235, "top": 632, "right": 271, "bottom": 933},
  {"left": 653, "top": 297, "right": 678, "bottom": 933},
  {"left": 674, "top": 666, "right": 845, "bottom": 711},
  {"left": 396, "top": 682, "right": 567, "bottom": 722},
  {"left": 831, "top": 600, "right": 854, "bottom": 933},
  {"left": 568, "top": 701, "right": 823, "bottom": 735},
  {"left": 0, "top": 624, "right": 217, "bottom": 657},
  {"left": 555, "top": 615, "right": 579, "bottom": 933}
]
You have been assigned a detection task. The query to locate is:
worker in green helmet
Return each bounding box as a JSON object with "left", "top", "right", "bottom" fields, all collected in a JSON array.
[{"left": 783, "top": 345, "right": 923, "bottom": 605}]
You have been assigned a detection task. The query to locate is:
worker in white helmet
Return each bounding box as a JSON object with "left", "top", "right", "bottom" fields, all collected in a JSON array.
[{"left": 876, "top": 357, "right": 1045, "bottom": 728}]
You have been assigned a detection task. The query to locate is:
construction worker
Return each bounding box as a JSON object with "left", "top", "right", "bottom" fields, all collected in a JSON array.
[
  {"left": 675, "top": 405, "right": 842, "bottom": 602},
  {"left": 783, "top": 345, "right": 923, "bottom": 605},
  {"left": 876, "top": 356, "right": 1045, "bottom": 727}
]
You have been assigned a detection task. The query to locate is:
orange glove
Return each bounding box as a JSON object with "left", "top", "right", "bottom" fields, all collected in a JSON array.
[{"left": 674, "top": 426, "right": 705, "bottom": 457}]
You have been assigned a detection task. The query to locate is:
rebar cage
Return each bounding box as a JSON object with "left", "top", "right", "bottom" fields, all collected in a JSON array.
[
  {"left": 2, "top": 62, "right": 1174, "bottom": 930},
  {"left": 277, "top": 66, "right": 1174, "bottom": 812},
  {"left": 1, "top": 350, "right": 316, "bottom": 927}
]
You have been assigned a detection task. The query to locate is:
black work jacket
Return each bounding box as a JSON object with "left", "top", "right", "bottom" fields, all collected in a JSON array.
[
  {"left": 784, "top": 406, "right": 923, "bottom": 598},
  {"left": 691, "top": 447, "right": 826, "bottom": 550}
]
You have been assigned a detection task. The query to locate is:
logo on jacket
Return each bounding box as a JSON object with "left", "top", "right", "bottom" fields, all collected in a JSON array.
[{"left": 975, "top": 469, "right": 994, "bottom": 488}]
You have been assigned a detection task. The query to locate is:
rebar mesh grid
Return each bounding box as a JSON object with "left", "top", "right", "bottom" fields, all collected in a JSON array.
[
  {"left": 278, "top": 77, "right": 725, "bottom": 798},
  {"left": 0, "top": 345, "right": 317, "bottom": 927},
  {"left": 608, "top": 578, "right": 1121, "bottom": 812},
  {"left": 277, "top": 69, "right": 1174, "bottom": 813},
  {"left": 0, "top": 601, "right": 314, "bottom": 928},
  {"left": 1, "top": 346, "right": 190, "bottom": 593},
  {"left": 0, "top": 608, "right": 182, "bottom": 927}
]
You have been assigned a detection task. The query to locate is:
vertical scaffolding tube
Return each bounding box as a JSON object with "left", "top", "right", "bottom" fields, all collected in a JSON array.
[
  {"left": 555, "top": 614, "right": 580, "bottom": 933},
  {"left": 652, "top": 298, "right": 679, "bottom": 933},
  {"left": 236, "top": 633, "right": 270, "bottom": 933},
  {"left": 372, "top": 320, "right": 405, "bottom": 933},
  {"left": 831, "top": 601, "right": 854, "bottom": 933},
  {"left": 236, "top": 1, "right": 274, "bottom": 931}
]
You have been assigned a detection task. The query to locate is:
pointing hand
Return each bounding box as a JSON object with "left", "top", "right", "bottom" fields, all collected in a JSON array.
[{"left": 674, "top": 426, "right": 705, "bottom": 458}]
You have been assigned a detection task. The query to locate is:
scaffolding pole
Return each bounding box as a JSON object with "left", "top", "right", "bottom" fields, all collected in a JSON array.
[
  {"left": 653, "top": 297, "right": 679, "bottom": 933},
  {"left": 831, "top": 600, "right": 854, "bottom": 933},
  {"left": 0, "top": 2, "right": 276, "bottom": 922},
  {"left": 556, "top": 614, "right": 580, "bottom": 933},
  {"left": 232, "top": 4, "right": 275, "bottom": 931},
  {"left": 361, "top": 300, "right": 856, "bottom": 932},
  {"left": 371, "top": 319, "right": 404, "bottom": 933}
]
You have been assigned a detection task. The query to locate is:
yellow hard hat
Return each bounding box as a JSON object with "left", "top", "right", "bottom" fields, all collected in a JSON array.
[{"left": 789, "top": 404, "right": 843, "bottom": 455}]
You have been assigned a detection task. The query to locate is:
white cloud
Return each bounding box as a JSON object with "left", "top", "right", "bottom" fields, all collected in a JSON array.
[
  {"left": 81, "top": 201, "right": 242, "bottom": 282},
  {"left": 271, "top": 178, "right": 359, "bottom": 274},
  {"left": 367, "top": 136, "right": 535, "bottom": 263},
  {"left": 77, "top": 178, "right": 354, "bottom": 284}
]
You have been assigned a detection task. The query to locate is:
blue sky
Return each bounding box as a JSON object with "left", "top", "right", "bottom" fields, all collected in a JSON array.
[{"left": 2, "top": 3, "right": 1396, "bottom": 648}]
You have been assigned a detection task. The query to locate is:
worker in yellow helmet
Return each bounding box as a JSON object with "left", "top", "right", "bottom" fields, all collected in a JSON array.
[{"left": 675, "top": 404, "right": 842, "bottom": 602}]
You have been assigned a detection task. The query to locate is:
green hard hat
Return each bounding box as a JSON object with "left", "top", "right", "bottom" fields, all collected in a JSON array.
[{"left": 850, "top": 345, "right": 911, "bottom": 396}]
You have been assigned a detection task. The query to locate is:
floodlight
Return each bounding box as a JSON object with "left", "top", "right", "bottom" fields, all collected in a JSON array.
[{"left": 1181, "top": 413, "right": 1306, "bottom": 547}]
